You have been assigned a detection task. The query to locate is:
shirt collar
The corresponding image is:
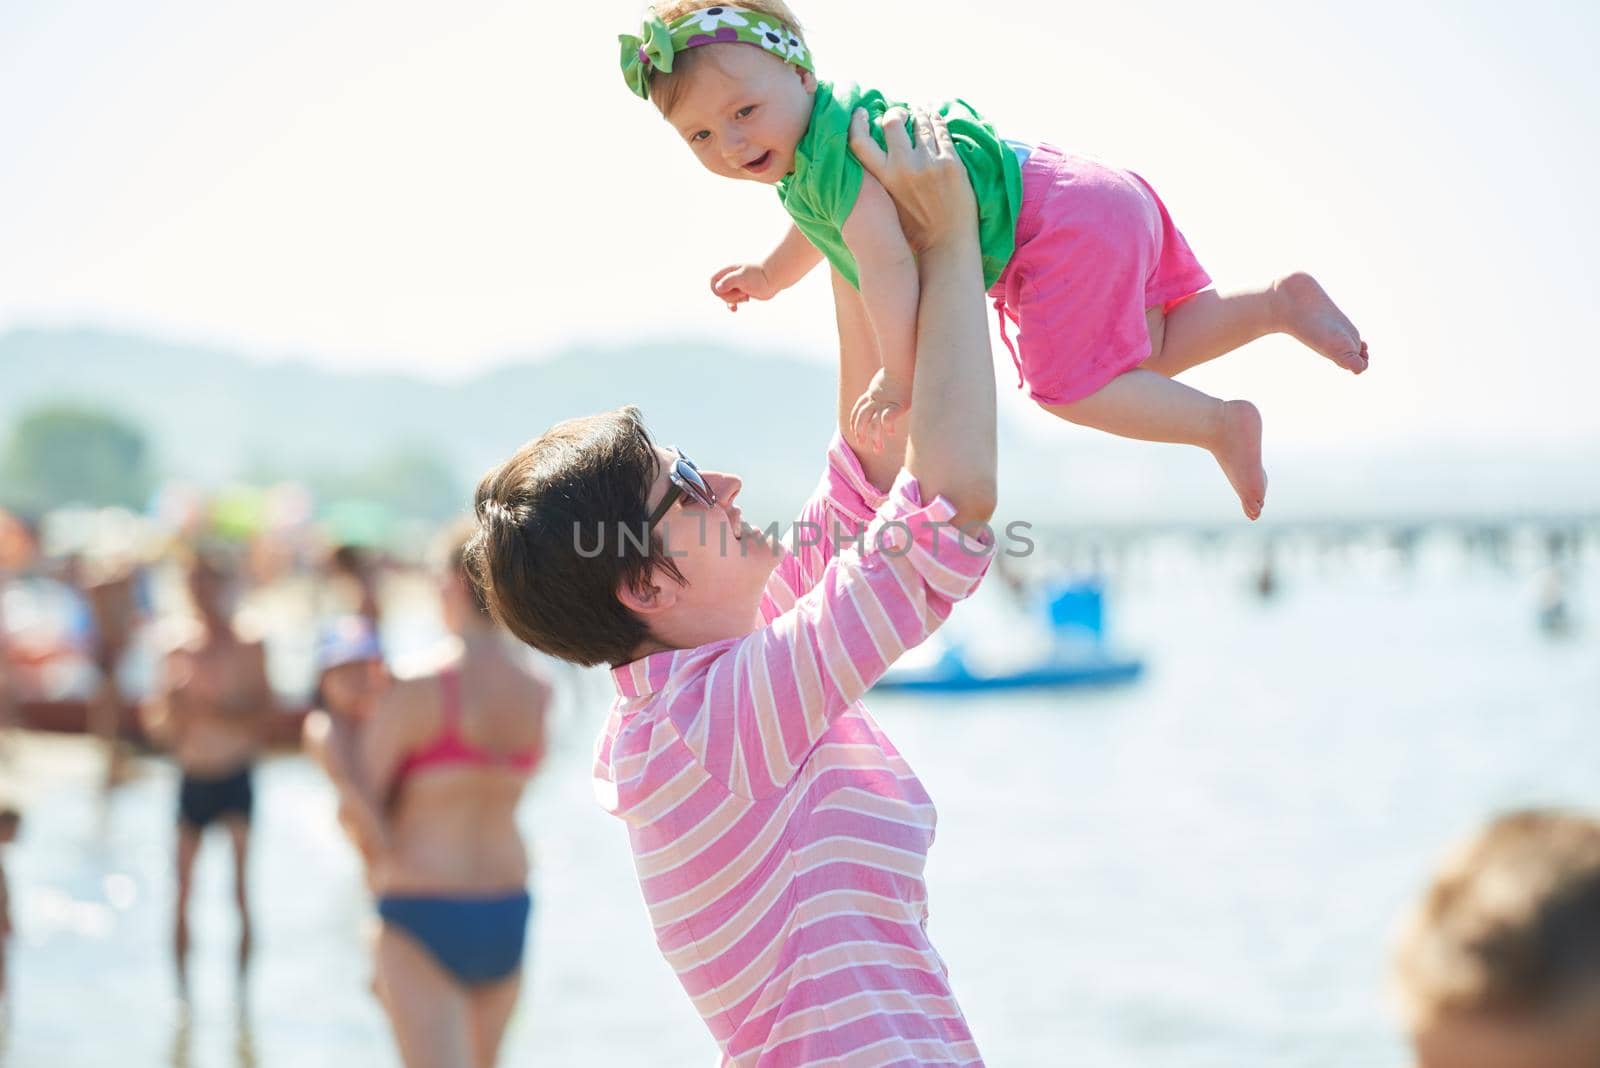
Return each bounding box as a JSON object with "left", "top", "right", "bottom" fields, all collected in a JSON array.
[{"left": 611, "top": 649, "right": 680, "bottom": 698}]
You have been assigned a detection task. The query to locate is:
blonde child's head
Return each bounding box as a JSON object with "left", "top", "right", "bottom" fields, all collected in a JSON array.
[
  {"left": 628, "top": 3, "right": 817, "bottom": 185},
  {"left": 1392, "top": 809, "right": 1600, "bottom": 1068}
]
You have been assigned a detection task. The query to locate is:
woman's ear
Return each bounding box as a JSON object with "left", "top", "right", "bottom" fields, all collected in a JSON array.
[{"left": 617, "top": 573, "right": 679, "bottom": 618}]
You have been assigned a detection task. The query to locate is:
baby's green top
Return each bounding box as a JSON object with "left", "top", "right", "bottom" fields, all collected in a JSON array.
[{"left": 777, "top": 80, "right": 1024, "bottom": 290}]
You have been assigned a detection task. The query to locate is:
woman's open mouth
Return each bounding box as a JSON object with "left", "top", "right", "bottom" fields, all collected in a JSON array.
[{"left": 743, "top": 151, "right": 773, "bottom": 174}]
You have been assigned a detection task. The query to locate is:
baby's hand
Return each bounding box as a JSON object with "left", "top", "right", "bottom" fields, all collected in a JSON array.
[
  {"left": 710, "top": 263, "right": 778, "bottom": 312},
  {"left": 849, "top": 369, "right": 911, "bottom": 454}
]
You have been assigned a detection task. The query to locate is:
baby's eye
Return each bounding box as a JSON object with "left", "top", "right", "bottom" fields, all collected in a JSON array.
[
  {"left": 691, "top": 130, "right": 711, "bottom": 143},
  {"left": 736, "top": 105, "right": 755, "bottom": 119}
]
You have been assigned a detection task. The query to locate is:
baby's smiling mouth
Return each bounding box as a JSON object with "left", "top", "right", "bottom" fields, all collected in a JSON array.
[{"left": 743, "top": 150, "right": 773, "bottom": 174}]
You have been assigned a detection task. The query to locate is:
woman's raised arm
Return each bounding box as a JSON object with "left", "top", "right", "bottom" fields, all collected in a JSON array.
[{"left": 847, "top": 108, "right": 997, "bottom": 529}]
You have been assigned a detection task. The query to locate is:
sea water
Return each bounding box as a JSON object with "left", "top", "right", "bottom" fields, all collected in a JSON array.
[{"left": 3, "top": 536, "right": 1597, "bottom": 1067}]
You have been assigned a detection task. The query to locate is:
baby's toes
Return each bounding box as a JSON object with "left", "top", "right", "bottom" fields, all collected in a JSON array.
[{"left": 1345, "top": 340, "right": 1370, "bottom": 374}]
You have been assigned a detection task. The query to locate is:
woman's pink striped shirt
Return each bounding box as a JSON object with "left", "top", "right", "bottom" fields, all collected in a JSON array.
[{"left": 595, "top": 437, "right": 993, "bottom": 1066}]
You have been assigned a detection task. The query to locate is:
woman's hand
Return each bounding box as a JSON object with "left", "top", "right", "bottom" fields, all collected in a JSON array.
[
  {"left": 847, "top": 107, "right": 977, "bottom": 256},
  {"left": 710, "top": 262, "right": 778, "bottom": 312},
  {"left": 848, "top": 369, "right": 910, "bottom": 454}
]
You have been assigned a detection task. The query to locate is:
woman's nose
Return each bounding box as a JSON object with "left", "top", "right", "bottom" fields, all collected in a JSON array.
[{"left": 706, "top": 471, "right": 742, "bottom": 504}]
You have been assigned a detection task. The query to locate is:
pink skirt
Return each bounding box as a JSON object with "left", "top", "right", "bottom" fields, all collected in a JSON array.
[{"left": 988, "top": 144, "right": 1212, "bottom": 406}]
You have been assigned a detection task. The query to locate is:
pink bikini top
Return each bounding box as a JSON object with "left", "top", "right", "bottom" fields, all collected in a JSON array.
[{"left": 395, "top": 669, "right": 541, "bottom": 781}]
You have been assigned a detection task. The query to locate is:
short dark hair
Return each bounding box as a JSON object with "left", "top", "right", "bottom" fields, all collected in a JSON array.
[
  {"left": 329, "top": 544, "right": 372, "bottom": 578},
  {"left": 467, "top": 407, "right": 680, "bottom": 667}
]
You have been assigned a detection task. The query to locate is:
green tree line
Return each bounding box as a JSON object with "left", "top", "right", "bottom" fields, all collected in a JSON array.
[{"left": 0, "top": 404, "right": 465, "bottom": 524}]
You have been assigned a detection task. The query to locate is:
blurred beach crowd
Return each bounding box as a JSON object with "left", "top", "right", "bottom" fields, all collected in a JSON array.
[{"left": 0, "top": 426, "right": 1598, "bottom": 1067}]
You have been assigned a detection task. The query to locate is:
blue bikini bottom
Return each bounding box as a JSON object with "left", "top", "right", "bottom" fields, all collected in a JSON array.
[{"left": 377, "top": 890, "right": 532, "bottom": 986}]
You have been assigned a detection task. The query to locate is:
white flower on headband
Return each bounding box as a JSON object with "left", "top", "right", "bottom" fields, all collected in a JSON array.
[
  {"left": 783, "top": 32, "right": 805, "bottom": 63},
  {"left": 753, "top": 21, "right": 788, "bottom": 55},
  {"left": 683, "top": 6, "right": 749, "bottom": 33}
]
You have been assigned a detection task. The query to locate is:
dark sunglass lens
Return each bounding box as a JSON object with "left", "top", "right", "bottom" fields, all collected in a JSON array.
[{"left": 676, "top": 456, "right": 715, "bottom": 507}]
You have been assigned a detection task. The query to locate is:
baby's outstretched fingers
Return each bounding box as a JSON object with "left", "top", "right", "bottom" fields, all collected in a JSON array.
[
  {"left": 881, "top": 405, "right": 902, "bottom": 438},
  {"left": 849, "top": 392, "right": 870, "bottom": 449},
  {"left": 711, "top": 265, "right": 754, "bottom": 312},
  {"left": 853, "top": 395, "right": 886, "bottom": 454}
]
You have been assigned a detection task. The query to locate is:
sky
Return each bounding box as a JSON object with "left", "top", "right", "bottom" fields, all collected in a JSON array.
[{"left": 1, "top": 0, "right": 1597, "bottom": 451}]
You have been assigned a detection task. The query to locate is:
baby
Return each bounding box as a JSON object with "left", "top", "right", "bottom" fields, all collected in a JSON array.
[
  {"left": 1393, "top": 809, "right": 1600, "bottom": 1068},
  {"left": 621, "top": 1, "right": 1369, "bottom": 519}
]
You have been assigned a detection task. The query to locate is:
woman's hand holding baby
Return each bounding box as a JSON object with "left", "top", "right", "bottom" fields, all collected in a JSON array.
[{"left": 848, "top": 107, "right": 976, "bottom": 257}]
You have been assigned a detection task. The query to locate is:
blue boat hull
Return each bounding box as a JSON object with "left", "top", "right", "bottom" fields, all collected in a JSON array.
[{"left": 873, "top": 653, "right": 1144, "bottom": 694}]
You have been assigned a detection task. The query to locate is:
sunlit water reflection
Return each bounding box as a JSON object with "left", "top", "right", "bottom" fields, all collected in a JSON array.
[{"left": 3, "top": 544, "right": 1597, "bottom": 1066}]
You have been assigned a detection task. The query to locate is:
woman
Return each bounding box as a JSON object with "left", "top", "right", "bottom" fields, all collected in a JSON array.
[
  {"left": 470, "top": 110, "right": 997, "bottom": 1066},
  {"left": 357, "top": 526, "right": 552, "bottom": 1068}
]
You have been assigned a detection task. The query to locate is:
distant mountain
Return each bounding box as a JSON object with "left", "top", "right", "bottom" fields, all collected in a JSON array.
[
  {"left": 0, "top": 327, "right": 847, "bottom": 520},
  {"left": 3, "top": 327, "right": 1597, "bottom": 526}
]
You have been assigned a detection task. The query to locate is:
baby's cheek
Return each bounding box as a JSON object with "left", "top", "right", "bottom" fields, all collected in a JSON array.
[{"left": 692, "top": 150, "right": 730, "bottom": 177}]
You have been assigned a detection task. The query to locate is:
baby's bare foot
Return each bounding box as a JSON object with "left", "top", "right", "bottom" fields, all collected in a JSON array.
[
  {"left": 1275, "top": 272, "right": 1368, "bottom": 374},
  {"left": 1213, "top": 399, "right": 1267, "bottom": 520}
]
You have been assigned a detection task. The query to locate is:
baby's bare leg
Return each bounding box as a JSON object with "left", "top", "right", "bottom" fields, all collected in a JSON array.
[
  {"left": 1143, "top": 274, "right": 1368, "bottom": 378},
  {"left": 1045, "top": 370, "right": 1266, "bottom": 520}
]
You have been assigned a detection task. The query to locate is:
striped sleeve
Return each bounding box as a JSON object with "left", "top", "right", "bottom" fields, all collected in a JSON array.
[
  {"left": 674, "top": 470, "right": 994, "bottom": 799},
  {"left": 769, "top": 434, "right": 888, "bottom": 606}
]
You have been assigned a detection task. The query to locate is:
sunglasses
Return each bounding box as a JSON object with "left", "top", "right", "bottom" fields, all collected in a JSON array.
[{"left": 647, "top": 447, "right": 718, "bottom": 528}]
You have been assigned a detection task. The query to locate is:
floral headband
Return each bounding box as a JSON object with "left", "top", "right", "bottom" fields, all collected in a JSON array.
[{"left": 620, "top": 5, "right": 812, "bottom": 100}]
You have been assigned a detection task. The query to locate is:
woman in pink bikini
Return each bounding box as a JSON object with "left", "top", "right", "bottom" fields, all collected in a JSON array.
[{"left": 355, "top": 525, "right": 553, "bottom": 1068}]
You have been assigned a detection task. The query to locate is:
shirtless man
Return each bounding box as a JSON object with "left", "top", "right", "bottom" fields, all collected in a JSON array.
[
  {"left": 0, "top": 807, "right": 19, "bottom": 1005},
  {"left": 141, "top": 552, "right": 274, "bottom": 986},
  {"left": 0, "top": 595, "right": 15, "bottom": 765},
  {"left": 0, "top": 524, "right": 23, "bottom": 765},
  {"left": 81, "top": 557, "right": 143, "bottom": 789}
]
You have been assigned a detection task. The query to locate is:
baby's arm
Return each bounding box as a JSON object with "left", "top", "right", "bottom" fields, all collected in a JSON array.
[
  {"left": 832, "top": 268, "right": 907, "bottom": 487},
  {"left": 841, "top": 172, "right": 919, "bottom": 449},
  {"left": 711, "top": 224, "right": 824, "bottom": 311}
]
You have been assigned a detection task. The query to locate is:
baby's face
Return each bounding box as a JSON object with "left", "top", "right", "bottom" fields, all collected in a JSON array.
[{"left": 662, "top": 44, "right": 815, "bottom": 184}]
